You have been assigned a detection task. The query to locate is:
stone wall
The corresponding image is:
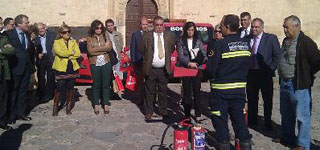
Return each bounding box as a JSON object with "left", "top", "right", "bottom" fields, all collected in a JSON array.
[
  {"left": 0, "top": 0, "right": 319, "bottom": 44},
  {"left": 172, "top": 0, "right": 320, "bottom": 44}
]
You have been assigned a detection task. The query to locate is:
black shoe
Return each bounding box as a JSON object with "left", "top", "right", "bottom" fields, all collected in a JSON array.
[
  {"left": 265, "top": 123, "right": 273, "bottom": 131},
  {"left": 18, "top": 116, "right": 32, "bottom": 121},
  {"left": 8, "top": 119, "right": 16, "bottom": 125},
  {"left": 0, "top": 124, "right": 13, "bottom": 130}
]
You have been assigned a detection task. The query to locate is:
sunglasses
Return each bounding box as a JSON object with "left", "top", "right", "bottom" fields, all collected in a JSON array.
[
  {"left": 214, "top": 30, "right": 221, "bottom": 33},
  {"left": 61, "top": 30, "right": 71, "bottom": 34},
  {"left": 95, "top": 27, "right": 102, "bottom": 30},
  {"left": 155, "top": 23, "right": 164, "bottom": 27}
]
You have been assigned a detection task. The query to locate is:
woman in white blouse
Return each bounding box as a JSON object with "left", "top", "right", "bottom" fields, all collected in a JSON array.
[{"left": 177, "top": 22, "right": 207, "bottom": 123}]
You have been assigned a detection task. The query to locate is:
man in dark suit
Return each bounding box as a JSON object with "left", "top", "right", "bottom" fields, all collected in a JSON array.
[
  {"left": 6, "top": 14, "right": 34, "bottom": 123},
  {"left": 34, "top": 22, "right": 56, "bottom": 102},
  {"left": 139, "top": 16, "right": 175, "bottom": 121},
  {"left": 246, "top": 18, "right": 281, "bottom": 130},
  {"left": 130, "top": 17, "right": 148, "bottom": 104},
  {"left": 239, "top": 12, "right": 252, "bottom": 38}
]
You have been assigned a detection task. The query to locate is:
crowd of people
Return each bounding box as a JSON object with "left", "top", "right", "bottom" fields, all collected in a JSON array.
[{"left": 0, "top": 12, "right": 319, "bottom": 150}]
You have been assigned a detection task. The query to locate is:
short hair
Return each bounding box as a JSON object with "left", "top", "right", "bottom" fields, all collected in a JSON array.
[
  {"left": 105, "top": 19, "right": 114, "bottom": 25},
  {"left": 89, "top": 19, "right": 106, "bottom": 37},
  {"left": 153, "top": 16, "right": 164, "bottom": 23},
  {"left": 27, "top": 23, "right": 37, "bottom": 35},
  {"left": 4, "top": 17, "right": 13, "bottom": 26},
  {"left": 222, "top": 14, "right": 240, "bottom": 32},
  {"left": 285, "top": 15, "right": 301, "bottom": 28},
  {"left": 182, "top": 22, "right": 198, "bottom": 41},
  {"left": 14, "top": 14, "right": 28, "bottom": 26},
  {"left": 240, "top": 12, "right": 251, "bottom": 19},
  {"left": 57, "top": 22, "right": 71, "bottom": 39},
  {"left": 252, "top": 18, "right": 264, "bottom": 27}
]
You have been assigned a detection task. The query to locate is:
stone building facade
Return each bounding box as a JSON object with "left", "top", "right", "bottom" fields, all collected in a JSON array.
[{"left": 1, "top": 0, "right": 319, "bottom": 45}]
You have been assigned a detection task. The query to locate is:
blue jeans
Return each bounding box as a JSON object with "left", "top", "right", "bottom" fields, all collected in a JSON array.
[{"left": 280, "top": 79, "right": 311, "bottom": 149}]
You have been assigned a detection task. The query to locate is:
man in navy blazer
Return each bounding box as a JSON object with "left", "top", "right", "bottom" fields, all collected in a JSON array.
[
  {"left": 130, "top": 17, "right": 148, "bottom": 104},
  {"left": 34, "top": 22, "right": 56, "bottom": 102},
  {"left": 246, "top": 18, "right": 281, "bottom": 130},
  {"left": 6, "top": 14, "right": 35, "bottom": 123}
]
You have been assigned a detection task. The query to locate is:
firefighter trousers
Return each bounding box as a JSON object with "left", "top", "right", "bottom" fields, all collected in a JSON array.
[{"left": 209, "top": 90, "right": 252, "bottom": 142}]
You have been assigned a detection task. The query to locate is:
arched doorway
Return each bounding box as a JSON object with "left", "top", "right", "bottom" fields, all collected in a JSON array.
[{"left": 125, "top": 0, "right": 158, "bottom": 48}]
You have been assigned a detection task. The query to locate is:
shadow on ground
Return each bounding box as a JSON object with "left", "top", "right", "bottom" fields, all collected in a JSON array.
[{"left": 0, "top": 124, "right": 32, "bottom": 150}]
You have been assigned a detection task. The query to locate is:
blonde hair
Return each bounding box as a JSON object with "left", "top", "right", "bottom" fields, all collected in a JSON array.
[{"left": 56, "top": 22, "right": 70, "bottom": 39}]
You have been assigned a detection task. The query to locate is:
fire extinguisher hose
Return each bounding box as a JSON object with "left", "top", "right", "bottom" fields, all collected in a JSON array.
[{"left": 150, "top": 122, "right": 177, "bottom": 150}]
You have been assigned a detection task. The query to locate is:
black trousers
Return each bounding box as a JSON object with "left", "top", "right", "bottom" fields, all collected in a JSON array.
[
  {"left": 144, "top": 67, "right": 168, "bottom": 115},
  {"left": 9, "top": 67, "right": 31, "bottom": 120},
  {"left": 246, "top": 69, "right": 273, "bottom": 125},
  {"left": 134, "top": 64, "right": 145, "bottom": 104},
  {"left": 0, "top": 78, "right": 9, "bottom": 126},
  {"left": 37, "top": 56, "right": 55, "bottom": 99},
  {"left": 181, "top": 75, "right": 202, "bottom": 117}
]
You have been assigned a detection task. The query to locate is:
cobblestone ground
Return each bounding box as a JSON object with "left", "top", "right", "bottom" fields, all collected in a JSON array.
[{"left": 0, "top": 75, "right": 320, "bottom": 150}]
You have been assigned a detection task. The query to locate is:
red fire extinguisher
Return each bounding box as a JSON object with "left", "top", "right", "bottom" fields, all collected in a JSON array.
[
  {"left": 235, "top": 107, "right": 248, "bottom": 150},
  {"left": 174, "top": 119, "right": 192, "bottom": 150},
  {"left": 191, "top": 125, "right": 206, "bottom": 150}
]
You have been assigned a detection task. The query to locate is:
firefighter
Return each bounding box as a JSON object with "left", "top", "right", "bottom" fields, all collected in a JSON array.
[{"left": 206, "top": 14, "right": 252, "bottom": 150}]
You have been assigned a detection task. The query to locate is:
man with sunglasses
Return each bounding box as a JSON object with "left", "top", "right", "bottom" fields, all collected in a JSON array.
[
  {"left": 139, "top": 16, "right": 175, "bottom": 121},
  {"left": 34, "top": 22, "right": 57, "bottom": 103}
]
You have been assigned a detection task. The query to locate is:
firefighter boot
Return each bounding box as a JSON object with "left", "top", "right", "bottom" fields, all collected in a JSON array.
[
  {"left": 66, "top": 90, "right": 74, "bottom": 115},
  {"left": 240, "top": 139, "right": 252, "bottom": 150},
  {"left": 218, "top": 141, "right": 230, "bottom": 150},
  {"left": 52, "top": 90, "right": 60, "bottom": 116}
]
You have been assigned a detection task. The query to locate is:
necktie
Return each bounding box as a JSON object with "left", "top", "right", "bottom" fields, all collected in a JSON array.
[
  {"left": 252, "top": 37, "right": 258, "bottom": 54},
  {"left": 20, "top": 32, "right": 26, "bottom": 49},
  {"left": 157, "top": 33, "right": 164, "bottom": 59},
  {"left": 251, "top": 37, "right": 258, "bottom": 68}
]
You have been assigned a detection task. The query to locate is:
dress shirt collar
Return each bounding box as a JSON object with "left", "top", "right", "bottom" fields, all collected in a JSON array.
[{"left": 254, "top": 32, "right": 263, "bottom": 40}]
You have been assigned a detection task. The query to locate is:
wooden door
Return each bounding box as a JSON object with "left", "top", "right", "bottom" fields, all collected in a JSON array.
[{"left": 125, "top": 0, "right": 157, "bottom": 48}]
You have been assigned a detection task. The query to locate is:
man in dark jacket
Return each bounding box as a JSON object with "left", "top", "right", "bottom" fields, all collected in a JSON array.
[
  {"left": 130, "top": 17, "right": 148, "bottom": 105},
  {"left": 277, "top": 15, "right": 320, "bottom": 150},
  {"left": 34, "top": 22, "right": 56, "bottom": 102},
  {"left": 0, "top": 33, "right": 14, "bottom": 130},
  {"left": 246, "top": 18, "right": 281, "bottom": 130},
  {"left": 207, "top": 14, "right": 252, "bottom": 150},
  {"left": 6, "top": 14, "right": 34, "bottom": 123}
]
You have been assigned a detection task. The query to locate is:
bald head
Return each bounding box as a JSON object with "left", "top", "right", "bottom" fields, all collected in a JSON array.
[{"left": 140, "top": 17, "right": 148, "bottom": 32}]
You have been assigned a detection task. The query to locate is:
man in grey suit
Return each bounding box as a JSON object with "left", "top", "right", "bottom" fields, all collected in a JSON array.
[
  {"left": 6, "top": 14, "right": 35, "bottom": 123},
  {"left": 246, "top": 18, "right": 281, "bottom": 130},
  {"left": 34, "top": 22, "right": 56, "bottom": 102}
]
